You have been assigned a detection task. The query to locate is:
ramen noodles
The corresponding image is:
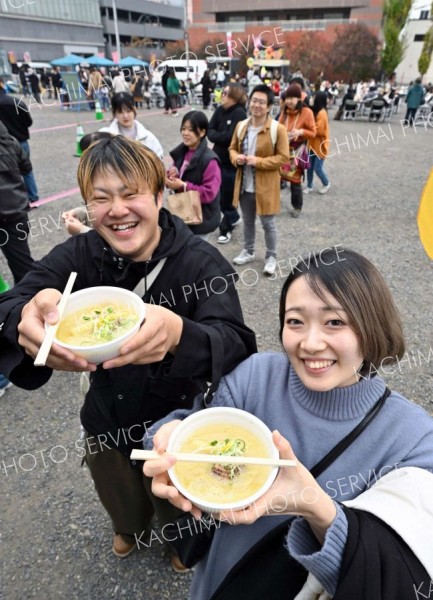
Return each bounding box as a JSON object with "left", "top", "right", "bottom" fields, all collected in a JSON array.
[
  {"left": 56, "top": 303, "right": 139, "bottom": 346},
  {"left": 173, "top": 423, "right": 272, "bottom": 505}
]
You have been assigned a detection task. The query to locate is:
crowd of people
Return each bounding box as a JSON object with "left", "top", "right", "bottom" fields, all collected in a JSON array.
[
  {"left": 0, "top": 60, "right": 432, "bottom": 600},
  {"left": 14, "top": 60, "right": 433, "bottom": 128}
]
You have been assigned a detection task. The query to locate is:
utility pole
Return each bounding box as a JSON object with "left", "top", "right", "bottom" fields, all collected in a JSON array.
[
  {"left": 183, "top": 0, "right": 189, "bottom": 80},
  {"left": 112, "top": 0, "right": 121, "bottom": 61}
]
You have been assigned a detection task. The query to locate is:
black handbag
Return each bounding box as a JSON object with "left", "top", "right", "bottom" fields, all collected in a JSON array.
[
  {"left": 167, "top": 387, "right": 391, "bottom": 574},
  {"left": 163, "top": 512, "right": 218, "bottom": 569},
  {"left": 163, "top": 378, "right": 222, "bottom": 569}
]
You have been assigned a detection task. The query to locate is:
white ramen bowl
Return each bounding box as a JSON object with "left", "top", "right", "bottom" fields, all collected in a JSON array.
[
  {"left": 167, "top": 407, "right": 279, "bottom": 514},
  {"left": 53, "top": 286, "right": 146, "bottom": 364}
]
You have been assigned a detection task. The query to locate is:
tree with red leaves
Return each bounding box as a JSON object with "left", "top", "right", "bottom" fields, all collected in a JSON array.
[
  {"left": 327, "top": 23, "right": 381, "bottom": 81},
  {"left": 286, "top": 31, "right": 331, "bottom": 82}
]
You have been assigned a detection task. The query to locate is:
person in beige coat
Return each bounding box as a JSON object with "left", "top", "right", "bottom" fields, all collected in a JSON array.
[{"left": 229, "top": 84, "right": 289, "bottom": 276}]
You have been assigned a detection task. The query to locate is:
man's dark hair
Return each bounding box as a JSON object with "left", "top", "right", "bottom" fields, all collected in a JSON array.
[
  {"left": 79, "top": 131, "right": 114, "bottom": 153},
  {"left": 111, "top": 92, "right": 135, "bottom": 116},
  {"left": 249, "top": 84, "right": 275, "bottom": 106},
  {"left": 290, "top": 76, "right": 305, "bottom": 90}
]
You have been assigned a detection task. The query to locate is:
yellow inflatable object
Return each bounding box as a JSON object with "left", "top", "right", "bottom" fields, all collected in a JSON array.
[{"left": 417, "top": 168, "right": 433, "bottom": 259}]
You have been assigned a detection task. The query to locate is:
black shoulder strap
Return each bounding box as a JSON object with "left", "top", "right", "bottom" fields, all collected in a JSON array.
[{"left": 311, "top": 387, "right": 391, "bottom": 479}]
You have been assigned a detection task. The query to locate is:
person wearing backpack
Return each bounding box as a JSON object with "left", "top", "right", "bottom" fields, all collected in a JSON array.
[{"left": 228, "top": 84, "right": 289, "bottom": 277}]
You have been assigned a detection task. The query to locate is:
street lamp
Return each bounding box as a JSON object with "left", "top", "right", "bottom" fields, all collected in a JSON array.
[
  {"left": 112, "top": 0, "right": 121, "bottom": 61},
  {"left": 183, "top": 0, "right": 189, "bottom": 80}
]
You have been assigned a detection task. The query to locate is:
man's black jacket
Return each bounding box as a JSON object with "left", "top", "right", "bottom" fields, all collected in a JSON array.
[
  {"left": 208, "top": 103, "right": 247, "bottom": 167},
  {"left": 0, "top": 89, "right": 32, "bottom": 142},
  {"left": 0, "top": 121, "right": 32, "bottom": 218},
  {"left": 0, "top": 209, "right": 257, "bottom": 454}
]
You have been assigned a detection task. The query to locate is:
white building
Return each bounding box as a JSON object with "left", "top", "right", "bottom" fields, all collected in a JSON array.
[{"left": 396, "top": 0, "right": 433, "bottom": 84}]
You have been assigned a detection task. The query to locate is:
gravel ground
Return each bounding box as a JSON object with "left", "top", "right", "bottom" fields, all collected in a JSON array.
[{"left": 1, "top": 99, "right": 432, "bottom": 600}]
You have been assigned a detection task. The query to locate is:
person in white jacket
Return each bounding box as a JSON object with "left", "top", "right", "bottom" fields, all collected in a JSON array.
[
  {"left": 100, "top": 92, "right": 164, "bottom": 159},
  {"left": 247, "top": 71, "right": 263, "bottom": 95},
  {"left": 111, "top": 69, "right": 130, "bottom": 94}
]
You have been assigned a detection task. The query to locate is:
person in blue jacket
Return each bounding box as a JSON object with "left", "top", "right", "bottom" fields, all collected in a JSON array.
[{"left": 404, "top": 77, "right": 425, "bottom": 125}]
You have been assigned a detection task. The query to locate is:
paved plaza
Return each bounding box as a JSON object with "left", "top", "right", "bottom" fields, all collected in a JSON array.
[{"left": 1, "top": 97, "right": 433, "bottom": 599}]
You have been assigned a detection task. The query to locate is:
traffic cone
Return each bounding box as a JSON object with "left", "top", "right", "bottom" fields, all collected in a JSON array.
[
  {"left": 0, "top": 274, "right": 10, "bottom": 294},
  {"left": 74, "top": 124, "right": 85, "bottom": 157},
  {"left": 95, "top": 99, "right": 104, "bottom": 121}
]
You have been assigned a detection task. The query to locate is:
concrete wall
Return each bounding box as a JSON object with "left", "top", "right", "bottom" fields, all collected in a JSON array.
[
  {"left": 0, "top": 16, "right": 104, "bottom": 61},
  {"left": 0, "top": 0, "right": 101, "bottom": 24},
  {"left": 396, "top": 19, "right": 433, "bottom": 84}
]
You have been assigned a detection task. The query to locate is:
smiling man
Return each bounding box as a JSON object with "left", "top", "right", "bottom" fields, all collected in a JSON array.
[
  {"left": 229, "top": 84, "right": 290, "bottom": 277},
  {"left": 0, "top": 136, "right": 257, "bottom": 568}
]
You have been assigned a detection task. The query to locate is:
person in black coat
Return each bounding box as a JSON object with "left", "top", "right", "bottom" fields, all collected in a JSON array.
[
  {"left": 0, "top": 135, "right": 256, "bottom": 570},
  {"left": 27, "top": 69, "right": 41, "bottom": 104},
  {"left": 199, "top": 70, "right": 213, "bottom": 110},
  {"left": 0, "top": 120, "right": 34, "bottom": 283},
  {"left": 0, "top": 77, "right": 39, "bottom": 203},
  {"left": 51, "top": 67, "right": 63, "bottom": 101},
  {"left": 208, "top": 83, "right": 247, "bottom": 243},
  {"left": 161, "top": 67, "right": 171, "bottom": 114},
  {"left": 40, "top": 68, "right": 52, "bottom": 99},
  {"left": 18, "top": 66, "right": 29, "bottom": 97}
]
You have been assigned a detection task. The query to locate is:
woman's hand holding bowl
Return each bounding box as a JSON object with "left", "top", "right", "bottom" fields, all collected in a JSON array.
[
  {"left": 143, "top": 420, "right": 203, "bottom": 518},
  {"left": 220, "top": 431, "right": 337, "bottom": 544}
]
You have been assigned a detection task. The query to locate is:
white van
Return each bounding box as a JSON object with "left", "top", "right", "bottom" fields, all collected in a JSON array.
[
  {"left": 155, "top": 59, "right": 207, "bottom": 84},
  {"left": 25, "top": 62, "right": 53, "bottom": 75}
]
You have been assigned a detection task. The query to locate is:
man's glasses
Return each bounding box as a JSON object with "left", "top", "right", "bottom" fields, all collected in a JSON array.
[{"left": 250, "top": 98, "right": 267, "bottom": 106}]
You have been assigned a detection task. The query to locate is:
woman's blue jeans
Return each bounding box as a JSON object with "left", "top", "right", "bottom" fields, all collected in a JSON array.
[
  {"left": 20, "top": 141, "right": 39, "bottom": 202},
  {"left": 307, "top": 155, "right": 329, "bottom": 188}
]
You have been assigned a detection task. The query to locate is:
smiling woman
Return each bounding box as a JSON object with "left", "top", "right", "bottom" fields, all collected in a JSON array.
[
  {"left": 282, "top": 277, "right": 364, "bottom": 390},
  {"left": 167, "top": 110, "right": 222, "bottom": 239},
  {"left": 144, "top": 247, "right": 433, "bottom": 600}
]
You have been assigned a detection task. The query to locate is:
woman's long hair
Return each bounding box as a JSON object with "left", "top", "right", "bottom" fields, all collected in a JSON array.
[{"left": 312, "top": 91, "right": 328, "bottom": 116}]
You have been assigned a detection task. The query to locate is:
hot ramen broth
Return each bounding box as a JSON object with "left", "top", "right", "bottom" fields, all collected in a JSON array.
[
  {"left": 174, "top": 423, "right": 272, "bottom": 505},
  {"left": 56, "top": 302, "right": 139, "bottom": 346}
]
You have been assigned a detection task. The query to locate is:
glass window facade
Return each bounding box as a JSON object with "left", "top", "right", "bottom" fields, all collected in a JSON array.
[{"left": 0, "top": 0, "right": 101, "bottom": 25}]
